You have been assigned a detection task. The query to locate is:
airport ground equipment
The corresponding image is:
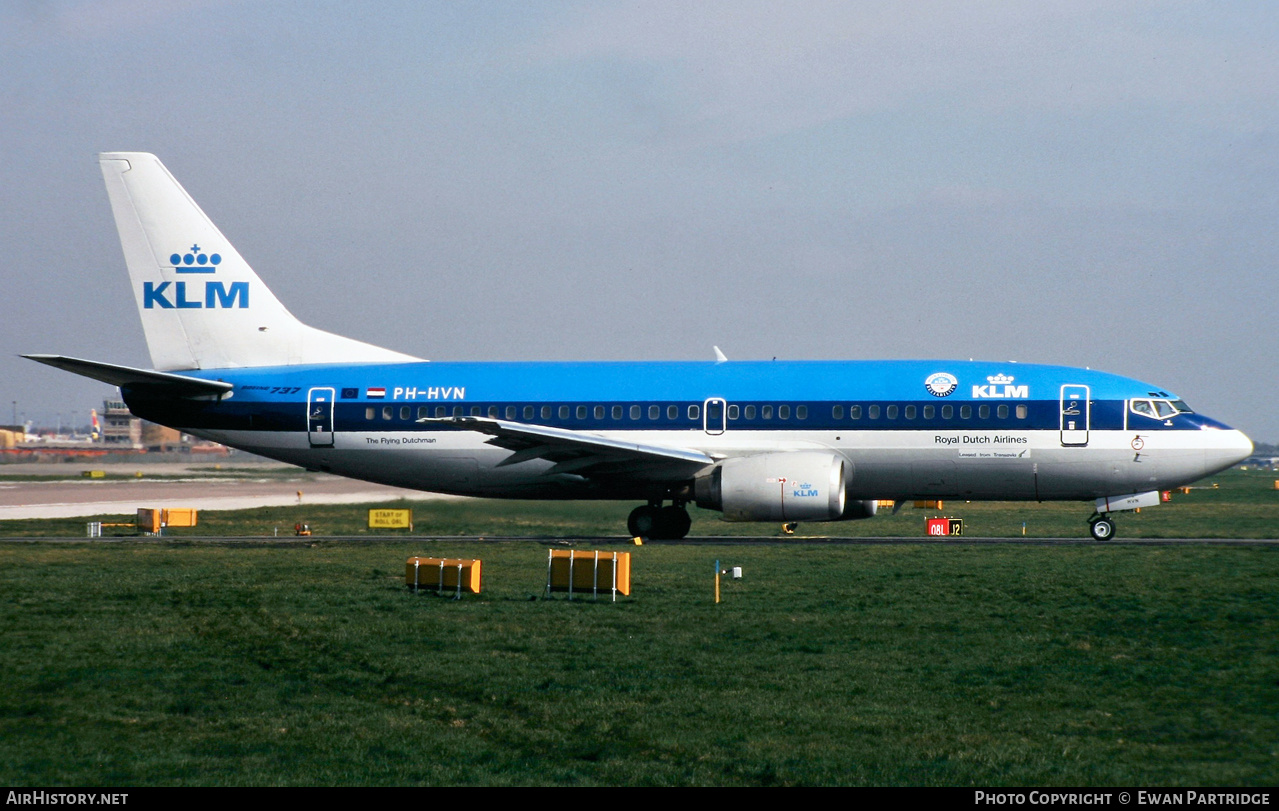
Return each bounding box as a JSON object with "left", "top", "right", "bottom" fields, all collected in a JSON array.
[
  {"left": 407, "top": 557, "right": 482, "bottom": 599},
  {"left": 544, "top": 549, "right": 630, "bottom": 601},
  {"left": 714, "top": 559, "right": 743, "bottom": 604}
]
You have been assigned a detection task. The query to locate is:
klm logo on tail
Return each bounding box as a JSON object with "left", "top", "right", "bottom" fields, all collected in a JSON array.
[{"left": 143, "top": 244, "right": 248, "bottom": 309}]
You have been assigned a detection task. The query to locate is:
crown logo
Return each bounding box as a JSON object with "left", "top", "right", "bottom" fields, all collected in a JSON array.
[
  {"left": 987, "top": 374, "right": 1015, "bottom": 385},
  {"left": 170, "top": 244, "right": 222, "bottom": 274}
]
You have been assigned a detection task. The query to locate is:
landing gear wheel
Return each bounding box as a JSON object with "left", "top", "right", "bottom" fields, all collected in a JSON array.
[
  {"left": 627, "top": 504, "right": 691, "bottom": 540},
  {"left": 627, "top": 505, "right": 657, "bottom": 538},
  {"left": 1089, "top": 517, "right": 1116, "bottom": 541},
  {"left": 658, "top": 506, "right": 692, "bottom": 540}
]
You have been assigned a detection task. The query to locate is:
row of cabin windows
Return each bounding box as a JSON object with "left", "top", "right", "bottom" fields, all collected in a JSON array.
[
  {"left": 833, "top": 403, "right": 1028, "bottom": 420},
  {"left": 363, "top": 402, "right": 1028, "bottom": 422}
]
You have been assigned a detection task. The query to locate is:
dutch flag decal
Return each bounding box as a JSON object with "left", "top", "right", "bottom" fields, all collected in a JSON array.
[{"left": 367, "top": 387, "right": 386, "bottom": 399}]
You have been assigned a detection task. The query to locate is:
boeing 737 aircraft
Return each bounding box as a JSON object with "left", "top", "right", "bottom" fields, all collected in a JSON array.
[{"left": 27, "top": 153, "right": 1253, "bottom": 540}]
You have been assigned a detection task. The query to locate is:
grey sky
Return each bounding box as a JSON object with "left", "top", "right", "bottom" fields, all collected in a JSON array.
[{"left": 2, "top": 1, "right": 1276, "bottom": 440}]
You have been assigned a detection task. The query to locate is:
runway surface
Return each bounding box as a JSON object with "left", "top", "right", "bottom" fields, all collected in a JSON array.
[{"left": 0, "top": 461, "right": 455, "bottom": 520}]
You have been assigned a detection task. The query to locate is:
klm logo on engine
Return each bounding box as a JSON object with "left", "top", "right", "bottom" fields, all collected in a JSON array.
[
  {"left": 143, "top": 244, "right": 248, "bottom": 309},
  {"left": 972, "top": 374, "right": 1028, "bottom": 399},
  {"left": 792, "top": 482, "right": 819, "bottom": 498}
]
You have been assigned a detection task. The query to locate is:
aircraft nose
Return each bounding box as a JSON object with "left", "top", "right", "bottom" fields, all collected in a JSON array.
[{"left": 1205, "top": 429, "right": 1253, "bottom": 476}]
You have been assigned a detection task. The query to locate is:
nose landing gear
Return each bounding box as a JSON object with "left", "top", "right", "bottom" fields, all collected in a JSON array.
[
  {"left": 1088, "top": 514, "right": 1116, "bottom": 541},
  {"left": 627, "top": 502, "right": 692, "bottom": 540}
]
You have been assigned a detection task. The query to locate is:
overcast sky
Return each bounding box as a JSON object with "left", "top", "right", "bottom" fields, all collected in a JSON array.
[{"left": 2, "top": 1, "right": 1276, "bottom": 441}]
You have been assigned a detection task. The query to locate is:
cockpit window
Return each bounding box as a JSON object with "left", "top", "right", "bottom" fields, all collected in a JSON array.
[{"left": 1131, "top": 399, "right": 1193, "bottom": 419}]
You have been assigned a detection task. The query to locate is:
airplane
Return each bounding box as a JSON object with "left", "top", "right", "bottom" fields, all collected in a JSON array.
[{"left": 26, "top": 153, "right": 1254, "bottom": 540}]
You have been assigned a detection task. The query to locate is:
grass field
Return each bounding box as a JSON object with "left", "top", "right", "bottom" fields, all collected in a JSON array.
[{"left": 1, "top": 470, "right": 1276, "bottom": 786}]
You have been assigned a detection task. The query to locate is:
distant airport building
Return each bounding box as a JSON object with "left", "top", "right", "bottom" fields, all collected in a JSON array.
[{"left": 101, "top": 398, "right": 142, "bottom": 448}]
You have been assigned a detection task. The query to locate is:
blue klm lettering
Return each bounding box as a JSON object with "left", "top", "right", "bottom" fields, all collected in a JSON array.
[{"left": 143, "top": 281, "right": 248, "bottom": 309}]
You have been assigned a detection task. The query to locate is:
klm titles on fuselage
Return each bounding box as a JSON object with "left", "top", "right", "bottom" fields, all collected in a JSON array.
[
  {"left": 972, "top": 374, "right": 1028, "bottom": 399},
  {"left": 142, "top": 245, "right": 249, "bottom": 310}
]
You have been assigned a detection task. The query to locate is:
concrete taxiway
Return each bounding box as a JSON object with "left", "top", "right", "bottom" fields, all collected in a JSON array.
[{"left": 0, "top": 460, "right": 455, "bottom": 520}]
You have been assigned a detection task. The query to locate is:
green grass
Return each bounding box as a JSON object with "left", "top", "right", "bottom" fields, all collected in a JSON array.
[{"left": 1, "top": 540, "right": 1276, "bottom": 785}]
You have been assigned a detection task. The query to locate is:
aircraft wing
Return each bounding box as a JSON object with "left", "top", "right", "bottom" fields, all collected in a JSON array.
[
  {"left": 22, "top": 355, "right": 234, "bottom": 399},
  {"left": 420, "top": 416, "right": 716, "bottom": 481}
]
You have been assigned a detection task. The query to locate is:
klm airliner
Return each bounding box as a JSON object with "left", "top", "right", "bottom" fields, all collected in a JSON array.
[{"left": 27, "top": 153, "right": 1253, "bottom": 540}]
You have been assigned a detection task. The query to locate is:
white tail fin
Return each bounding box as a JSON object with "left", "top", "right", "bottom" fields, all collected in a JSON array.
[{"left": 99, "top": 152, "right": 421, "bottom": 371}]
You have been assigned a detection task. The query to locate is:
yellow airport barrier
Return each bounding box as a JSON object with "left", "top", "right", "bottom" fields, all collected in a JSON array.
[
  {"left": 137, "top": 508, "right": 161, "bottom": 534},
  {"left": 545, "top": 549, "right": 631, "bottom": 601},
  {"left": 914, "top": 499, "right": 943, "bottom": 509},
  {"left": 82, "top": 470, "right": 106, "bottom": 478},
  {"left": 162, "top": 508, "right": 197, "bottom": 527},
  {"left": 407, "top": 557, "right": 482, "bottom": 598}
]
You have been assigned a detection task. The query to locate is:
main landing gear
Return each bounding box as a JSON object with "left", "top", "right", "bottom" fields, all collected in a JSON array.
[
  {"left": 627, "top": 502, "right": 692, "bottom": 540},
  {"left": 1088, "top": 514, "right": 1116, "bottom": 541}
]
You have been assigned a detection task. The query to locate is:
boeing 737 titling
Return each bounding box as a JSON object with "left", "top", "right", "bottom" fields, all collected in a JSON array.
[{"left": 27, "top": 153, "right": 1254, "bottom": 539}]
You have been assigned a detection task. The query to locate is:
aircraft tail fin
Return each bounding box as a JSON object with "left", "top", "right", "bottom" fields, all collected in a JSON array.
[{"left": 98, "top": 152, "right": 420, "bottom": 371}]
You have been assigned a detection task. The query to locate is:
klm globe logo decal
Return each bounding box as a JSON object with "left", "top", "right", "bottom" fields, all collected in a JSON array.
[
  {"left": 925, "top": 372, "right": 958, "bottom": 397},
  {"left": 170, "top": 244, "right": 221, "bottom": 274},
  {"left": 142, "top": 243, "right": 248, "bottom": 310}
]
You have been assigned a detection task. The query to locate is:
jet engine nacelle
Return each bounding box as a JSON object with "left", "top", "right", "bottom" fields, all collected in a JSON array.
[{"left": 695, "top": 451, "right": 849, "bottom": 522}]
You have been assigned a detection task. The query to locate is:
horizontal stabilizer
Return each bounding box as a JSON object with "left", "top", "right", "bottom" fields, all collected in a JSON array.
[{"left": 22, "top": 355, "right": 234, "bottom": 398}]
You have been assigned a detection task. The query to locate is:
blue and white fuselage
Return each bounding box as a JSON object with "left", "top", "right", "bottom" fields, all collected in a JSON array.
[{"left": 26, "top": 154, "right": 1253, "bottom": 540}]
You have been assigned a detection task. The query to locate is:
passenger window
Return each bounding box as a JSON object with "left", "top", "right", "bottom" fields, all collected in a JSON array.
[
  {"left": 725, "top": 404, "right": 736, "bottom": 420},
  {"left": 960, "top": 405, "right": 972, "bottom": 419},
  {"left": 832, "top": 405, "right": 844, "bottom": 419},
  {"left": 762, "top": 405, "right": 774, "bottom": 419},
  {"left": 648, "top": 405, "right": 660, "bottom": 419},
  {"left": 488, "top": 406, "right": 498, "bottom": 418},
  {"left": 595, "top": 405, "right": 605, "bottom": 419},
  {"left": 779, "top": 405, "right": 790, "bottom": 420},
  {"left": 576, "top": 405, "right": 587, "bottom": 419},
  {"left": 400, "top": 406, "right": 411, "bottom": 420},
  {"left": 382, "top": 406, "right": 393, "bottom": 420},
  {"left": 978, "top": 405, "right": 989, "bottom": 419},
  {"left": 868, "top": 405, "right": 880, "bottom": 419},
  {"left": 436, "top": 406, "right": 447, "bottom": 418},
  {"left": 744, "top": 405, "right": 757, "bottom": 419},
  {"left": 612, "top": 405, "right": 623, "bottom": 419},
  {"left": 417, "top": 406, "right": 429, "bottom": 419},
  {"left": 796, "top": 405, "right": 807, "bottom": 419},
  {"left": 923, "top": 405, "right": 934, "bottom": 419},
  {"left": 850, "top": 405, "right": 861, "bottom": 419},
  {"left": 904, "top": 405, "right": 916, "bottom": 420},
  {"left": 942, "top": 405, "right": 953, "bottom": 419},
  {"left": 997, "top": 404, "right": 1009, "bottom": 419},
  {"left": 668, "top": 405, "right": 678, "bottom": 420},
  {"left": 886, "top": 405, "right": 898, "bottom": 419},
  {"left": 453, "top": 406, "right": 462, "bottom": 417},
  {"left": 559, "top": 405, "right": 570, "bottom": 419},
  {"left": 541, "top": 405, "right": 552, "bottom": 420},
  {"left": 365, "top": 407, "right": 375, "bottom": 420},
  {"left": 470, "top": 406, "right": 481, "bottom": 417},
  {"left": 630, "top": 405, "right": 641, "bottom": 419},
  {"left": 1016, "top": 405, "right": 1028, "bottom": 419},
  {"left": 524, "top": 406, "right": 534, "bottom": 420},
  {"left": 506, "top": 406, "right": 516, "bottom": 419}
]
